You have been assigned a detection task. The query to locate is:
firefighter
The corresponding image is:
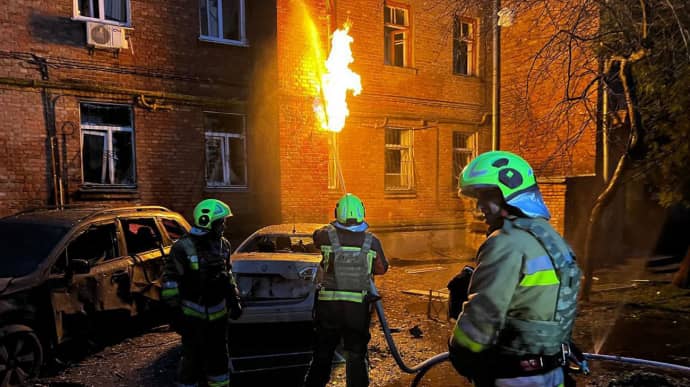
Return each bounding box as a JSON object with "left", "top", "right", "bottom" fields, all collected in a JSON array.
[
  {"left": 304, "top": 193, "right": 389, "bottom": 387},
  {"left": 449, "top": 151, "right": 581, "bottom": 387},
  {"left": 161, "top": 199, "right": 243, "bottom": 387}
]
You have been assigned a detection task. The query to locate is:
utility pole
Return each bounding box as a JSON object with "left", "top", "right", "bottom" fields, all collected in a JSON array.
[{"left": 492, "top": 0, "right": 501, "bottom": 151}]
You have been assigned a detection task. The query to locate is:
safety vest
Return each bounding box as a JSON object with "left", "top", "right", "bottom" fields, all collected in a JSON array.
[
  {"left": 175, "top": 235, "right": 231, "bottom": 321},
  {"left": 318, "top": 225, "right": 376, "bottom": 303},
  {"left": 499, "top": 218, "right": 581, "bottom": 355}
]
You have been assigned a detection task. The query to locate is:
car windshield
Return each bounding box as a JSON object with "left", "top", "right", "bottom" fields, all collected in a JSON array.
[
  {"left": 0, "top": 221, "right": 69, "bottom": 278},
  {"left": 237, "top": 234, "right": 319, "bottom": 254}
]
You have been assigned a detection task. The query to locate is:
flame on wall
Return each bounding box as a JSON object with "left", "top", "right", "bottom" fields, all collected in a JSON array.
[{"left": 315, "top": 22, "right": 362, "bottom": 133}]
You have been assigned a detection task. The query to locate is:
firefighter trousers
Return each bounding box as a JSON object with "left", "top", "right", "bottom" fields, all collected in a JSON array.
[
  {"left": 177, "top": 315, "right": 230, "bottom": 387},
  {"left": 304, "top": 299, "right": 371, "bottom": 387}
]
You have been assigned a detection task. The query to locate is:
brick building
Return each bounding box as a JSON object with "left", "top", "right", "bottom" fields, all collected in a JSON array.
[
  {"left": 0, "top": 0, "right": 598, "bottom": 257},
  {"left": 0, "top": 0, "right": 281, "bottom": 240}
]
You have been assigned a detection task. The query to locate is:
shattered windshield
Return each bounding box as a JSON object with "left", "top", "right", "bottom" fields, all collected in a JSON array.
[
  {"left": 237, "top": 234, "right": 319, "bottom": 254},
  {"left": 0, "top": 221, "right": 69, "bottom": 278}
]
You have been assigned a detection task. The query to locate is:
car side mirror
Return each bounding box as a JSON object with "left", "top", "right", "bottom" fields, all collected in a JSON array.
[{"left": 70, "top": 259, "right": 91, "bottom": 274}]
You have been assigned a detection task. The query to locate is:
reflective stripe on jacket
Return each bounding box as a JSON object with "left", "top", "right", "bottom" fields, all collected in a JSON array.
[{"left": 453, "top": 217, "right": 578, "bottom": 356}]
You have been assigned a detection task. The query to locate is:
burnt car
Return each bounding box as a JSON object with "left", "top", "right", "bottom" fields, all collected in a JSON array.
[
  {"left": 227, "top": 223, "right": 326, "bottom": 373},
  {"left": 230, "top": 223, "right": 326, "bottom": 324},
  {"left": 0, "top": 206, "right": 189, "bottom": 385}
]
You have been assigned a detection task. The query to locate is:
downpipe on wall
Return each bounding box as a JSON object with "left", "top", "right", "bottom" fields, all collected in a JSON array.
[{"left": 370, "top": 281, "right": 690, "bottom": 387}]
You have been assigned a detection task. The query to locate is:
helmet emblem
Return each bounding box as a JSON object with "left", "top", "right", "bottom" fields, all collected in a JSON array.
[{"left": 499, "top": 168, "right": 523, "bottom": 189}]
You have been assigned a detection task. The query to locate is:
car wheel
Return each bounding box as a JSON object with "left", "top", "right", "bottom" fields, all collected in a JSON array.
[{"left": 0, "top": 330, "right": 43, "bottom": 387}]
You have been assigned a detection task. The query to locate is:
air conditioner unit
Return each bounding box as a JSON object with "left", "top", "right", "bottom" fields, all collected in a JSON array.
[{"left": 86, "top": 22, "right": 129, "bottom": 50}]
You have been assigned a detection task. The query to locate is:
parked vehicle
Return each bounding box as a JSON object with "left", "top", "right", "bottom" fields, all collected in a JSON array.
[
  {"left": 230, "top": 223, "right": 326, "bottom": 324},
  {"left": 227, "top": 223, "right": 326, "bottom": 374},
  {"left": 0, "top": 206, "right": 190, "bottom": 386}
]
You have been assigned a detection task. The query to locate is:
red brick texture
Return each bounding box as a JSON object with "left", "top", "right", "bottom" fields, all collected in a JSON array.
[{"left": 1, "top": 0, "right": 591, "bottom": 250}]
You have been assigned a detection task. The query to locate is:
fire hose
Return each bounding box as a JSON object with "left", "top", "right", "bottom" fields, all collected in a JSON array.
[{"left": 370, "top": 280, "right": 690, "bottom": 387}]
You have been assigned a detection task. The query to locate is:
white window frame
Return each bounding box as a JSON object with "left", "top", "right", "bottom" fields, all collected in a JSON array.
[
  {"left": 384, "top": 3, "right": 411, "bottom": 67},
  {"left": 199, "top": 0, "right": 248, "bottom": 47},
  {"left": 452, "top": 131, "right": 478, "bottom": 189},
  {"left": 80, "top": 116, "right": 136, "bottom": 186},
  {"left": 385, "top": 127, "right": 415, "bottom": 191},
  {"left": 453, "top": 17, "right": 478, "bottom": 76},
  {"left": 204, "top": 113, "right": 248, "bottom": 189},
  {"left": 72, "top": 0, "right": 132, "bottom": 26}
]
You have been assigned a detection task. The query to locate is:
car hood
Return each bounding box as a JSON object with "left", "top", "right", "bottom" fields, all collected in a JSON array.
[{"left": 231, "top": 252, "right": 321, "bottom": 264}]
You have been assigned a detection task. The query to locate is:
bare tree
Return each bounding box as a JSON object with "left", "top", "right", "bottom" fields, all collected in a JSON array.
[{"left": 442, "top": 0, "right": 690, "bottom": 299}]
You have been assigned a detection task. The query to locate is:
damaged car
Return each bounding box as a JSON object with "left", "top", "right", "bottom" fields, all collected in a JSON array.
[
  {"left": 230, "top": 223, "right": 326, "bottom": 324},
  {"left": 0, "top": 206, "right": 189, "bottom": 386},
  {"left": 227, "top": 223, "right": 326, "bottom": 373}
]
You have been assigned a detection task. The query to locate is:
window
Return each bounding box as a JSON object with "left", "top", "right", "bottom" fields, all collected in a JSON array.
[
  {"left": 205, "top": 113, "right": 247, "bottom": 188},
  {"left": 121, "top": 218, "right": 164, "bottom": 255},
  {"left": 384, "top": 3, "right": 410, "bottom": 67},
  {"left": 453, "top": 17, "right": 477, "bottom": 76},
  {"left": 453, "top": 131, "right": 477, "bottom": 189},
  {"left": 74, "top": 0, "right": 130, "bottom": 25},
  {"left": 199, "top": 0, "right": 247, "bottom": 45},
  {"left": 385, "top": 128, "right": 415, "bottom": 191},
  {"left": 80, "top": 103, "right": 135, "bottom": 186},
  {"left": 67, "top": 223, "right": 120, "bottom": 265},
  {"left": 161, "top": 218, "right": 187, "bottom": 243}
]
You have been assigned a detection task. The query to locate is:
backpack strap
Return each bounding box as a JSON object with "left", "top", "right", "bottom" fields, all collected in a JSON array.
[{"left": 327, "top": 225, "right": 342, "bottom": 252}]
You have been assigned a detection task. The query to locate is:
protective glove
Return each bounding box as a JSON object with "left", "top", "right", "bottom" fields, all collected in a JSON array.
[
  {"left": 228, "top": 285, "right": 243, "bottom": 320},
  {"left": 448, "top": 337, "right": 490, "bottom": 382}
]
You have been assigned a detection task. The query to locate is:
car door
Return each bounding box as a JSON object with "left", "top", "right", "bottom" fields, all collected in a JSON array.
[
  {"left": 120, "top": 217, "right": 166, "bottom": 301},
  {"left": 49, "top": 221, "right": 131, "bottom": 342}
]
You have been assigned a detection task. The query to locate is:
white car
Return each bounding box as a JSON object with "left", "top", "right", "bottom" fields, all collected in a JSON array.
[{"left": 230, "top": 223, "right": 326, "bottom": 324}]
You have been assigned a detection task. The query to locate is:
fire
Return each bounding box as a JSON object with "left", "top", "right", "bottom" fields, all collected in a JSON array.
[{"left": 316, "top": 23, "right": 362, "bottom": 133}]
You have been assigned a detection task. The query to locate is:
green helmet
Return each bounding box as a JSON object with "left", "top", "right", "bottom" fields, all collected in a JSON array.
[
  {"left": 335, "top": 193, "right": 365, "bottom": 225},
  {"left": 193, "top": 199, "right": 232, "bottom": 231},
  {"left": 459, "top": 151, "right": 551, "bottom": 219},
  {"left": 459, "top": 150, "right": 536, "bottom": 200}
]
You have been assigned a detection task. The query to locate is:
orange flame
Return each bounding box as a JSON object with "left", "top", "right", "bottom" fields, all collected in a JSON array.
[{"left": 315, "top": 23, "right": 362, "bottom": 133}]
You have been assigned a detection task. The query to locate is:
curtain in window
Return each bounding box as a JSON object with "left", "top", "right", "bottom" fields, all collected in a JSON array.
[{"left": 105, "top": 0, "right": 126, "bottom": 22}]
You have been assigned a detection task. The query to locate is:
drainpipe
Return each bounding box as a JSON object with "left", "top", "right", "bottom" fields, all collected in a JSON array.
[
  {"left": 492, "top": 0, "right": 501, "bottom": 151},
  {"left": 602, "top": 84, "right": 609, "bottom": 182}
]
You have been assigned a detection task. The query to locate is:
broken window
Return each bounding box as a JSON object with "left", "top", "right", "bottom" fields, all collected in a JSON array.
[
  {"left": 121, "top": 218, "right": 163, "bottom": 255},
  {"left": 205, "top": 112, "right": 247, "bottom": 188},
  {"left": 453, "top": 17, "right": 477, "bottom": 76},
  {"left": 385, "top": 127, "right": 415, "bottom": 191},
  {"left": 161, "top": 218, "right": 187, "bottom": 243},
  {"left": 199, "top": 0, "right": 247, "bottom": 45},
  {"left": 67, "top": 223, "right": 119, "bottom": 265},
  {"left": 80, "top": 103, "right": 135, "bottom": 186},
  {"left": 238, "top": 234, "right": 318, "bottom": 254},
  {"left": 75, "top": 0, "right": 130, "bottom": 24},
  {"left": 452, "top": 131, "right": 477, "bottom": 189},
  {"left": 384, "top": 3, "right": 410, "bottom": 67}
]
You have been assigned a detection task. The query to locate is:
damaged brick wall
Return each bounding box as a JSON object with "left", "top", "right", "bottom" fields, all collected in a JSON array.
[{"left": 0, "top": 0, "right": 280, "bottom": 240}]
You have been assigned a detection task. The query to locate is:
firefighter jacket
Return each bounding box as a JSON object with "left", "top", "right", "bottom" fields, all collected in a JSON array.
[
  {"left": 313, "top": 223, "right": 389, "bottom": 303},
  {"left": 161, "top": 233, "right": 240, "bottom": 321},
  {"left": 452, "top": 217, "right": 581, "bottom": 357}
]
